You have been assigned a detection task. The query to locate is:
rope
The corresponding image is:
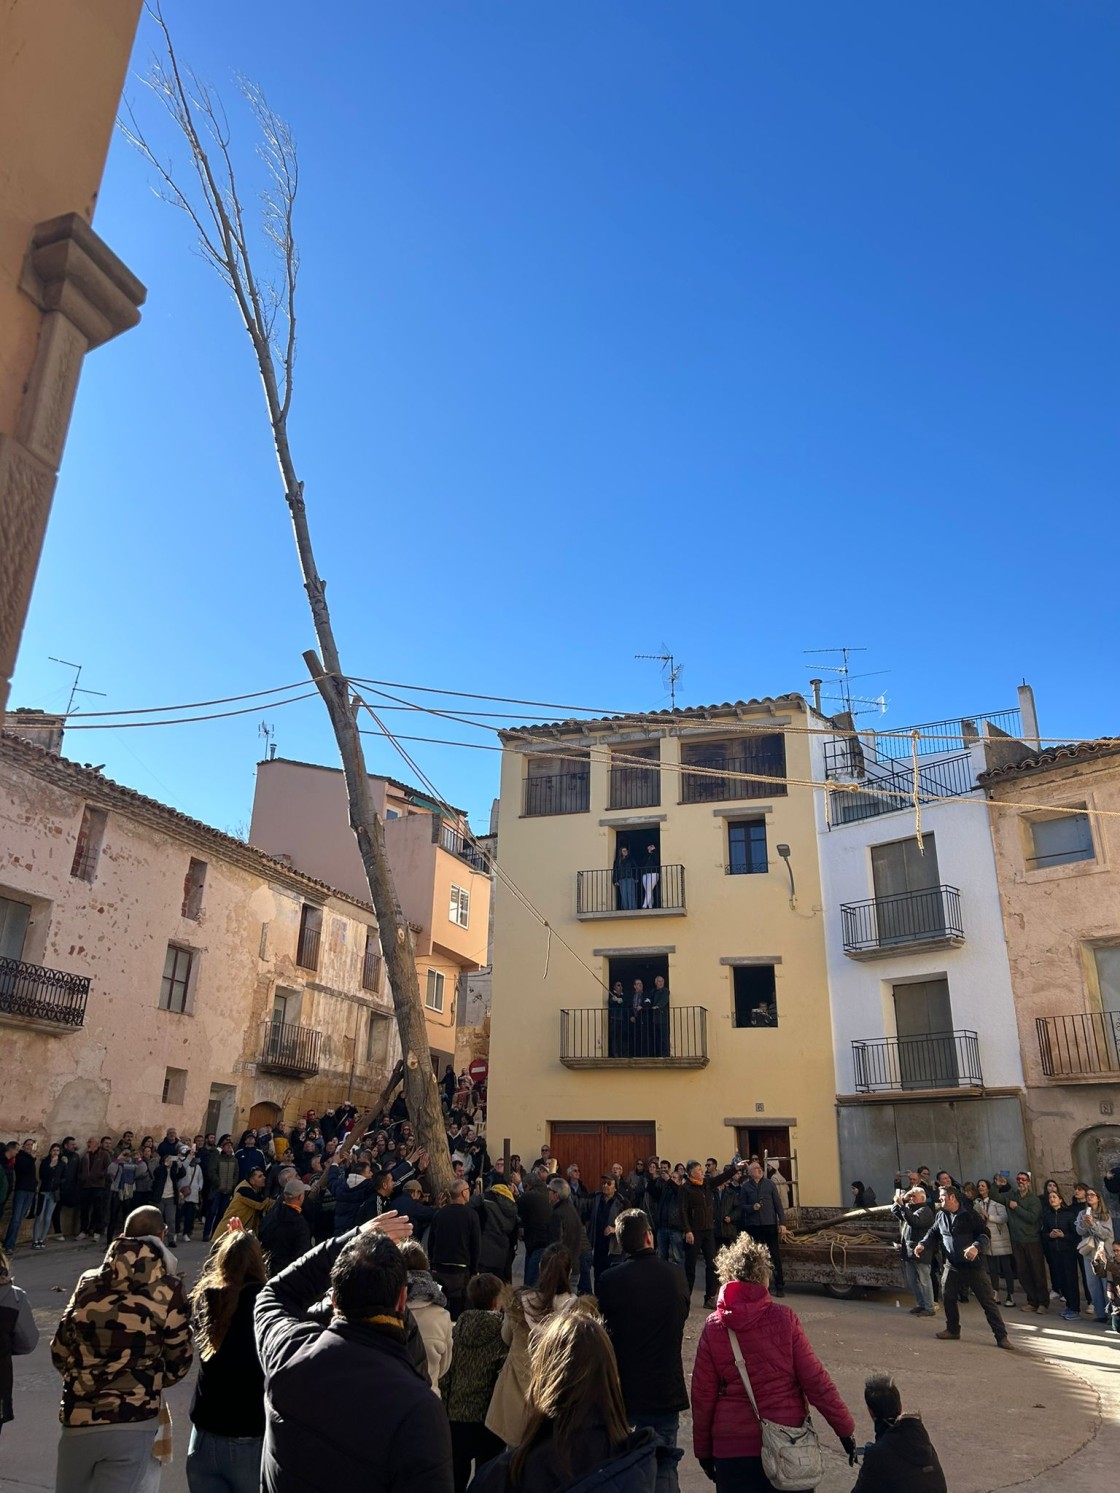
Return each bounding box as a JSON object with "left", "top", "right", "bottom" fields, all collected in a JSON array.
[{"left": 912, "top": 729, "right": 924, "bottom": 852}]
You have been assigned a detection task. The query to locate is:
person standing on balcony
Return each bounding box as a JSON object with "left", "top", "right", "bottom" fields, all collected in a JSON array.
[
  {"left": 651, "top": 975, "right": 671, "bottom": 1058},
  {"left": 631, "top": 980, "right": 652, "bottom": 1057},
  {"left": 640, "top": 842, "right": 661, "bottom": 909},
  {"left": 613, "top": 844, "right": 639, "bottom": 910},
  {"left": 608, "top": 980, "right": 628, "bottom": 1057}
]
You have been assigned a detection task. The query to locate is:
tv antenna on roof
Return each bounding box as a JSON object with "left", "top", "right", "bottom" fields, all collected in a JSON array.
[
  {"left": 48, "top": 657, "right": 107, "bottom": 717},
  {"left": 804, "top": 646, "right": 889, "bottom": 719},
  {"left": 636, "top": 648, "right": 683, "bottom": 709},
  {"left": 259, "top": 721, "right": 277, "bottom": 760}
]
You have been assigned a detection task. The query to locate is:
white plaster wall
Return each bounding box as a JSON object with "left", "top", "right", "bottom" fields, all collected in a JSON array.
[{"left": 811, "top": 735, "right": 1025, "bottom": 1095}]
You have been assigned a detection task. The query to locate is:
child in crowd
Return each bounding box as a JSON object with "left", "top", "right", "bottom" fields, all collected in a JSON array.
[{"left": 440, "top": 1272, "right": 508, "bottom": 1493}]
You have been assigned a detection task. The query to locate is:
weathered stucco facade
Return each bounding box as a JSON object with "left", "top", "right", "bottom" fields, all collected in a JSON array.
[
  {"left": 249, "top": 758, "right": 491, "bottom": 1073},
  {"left": 0, "top": 731, "right": 399, "bottom": 1144},
  {"left": 982, "top": 740, "right": 1120, "bottom": 1196}
]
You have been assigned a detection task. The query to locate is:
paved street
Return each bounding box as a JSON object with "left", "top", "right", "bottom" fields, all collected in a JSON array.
[{"left": 2, "top": 1236, "right": 1116, "bottom": 1492}]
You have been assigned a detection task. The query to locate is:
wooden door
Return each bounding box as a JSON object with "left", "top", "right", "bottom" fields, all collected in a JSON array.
[{"left": 549, "top": 1121, "right": 657, "bottom": 1183}]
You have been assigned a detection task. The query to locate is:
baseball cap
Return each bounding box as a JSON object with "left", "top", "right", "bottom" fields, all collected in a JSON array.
[{"left": 283, "top": 1178, "right": 309, "bottom": 1198}]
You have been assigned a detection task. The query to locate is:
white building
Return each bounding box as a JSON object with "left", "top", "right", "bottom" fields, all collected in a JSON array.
[{"left": 813, "top": 692, "right": 1036, "bottom": 1195}]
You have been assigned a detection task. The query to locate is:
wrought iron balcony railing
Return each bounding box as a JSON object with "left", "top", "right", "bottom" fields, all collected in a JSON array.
[
  {"left": 362, "top": 947, "right": 382, "bottom": 993},
  {"left": 258, "top": 1019, "right": 322, "bottom": 1077},
  {"left": 841, "top": 886, "right": 964, "bottom": 956},
  {"left": 680, "top": 742, "right": 787, "bottom": 804},
  {"left": 825, "top": 748, "right": 975, "bottom": 826},
  {"left": 576, "top": 864, "right": 686, "bottom": 916},
  {"left": 523, "top": 771, "right": 591, "bottom": 817},
  {"left": 851, "top": 1030, "right": 982, "bottom": 1093},
  {"left": 0, "top": 956, "right": 89, "bottom": 1029},
  {"left": 560, "top": 1006, "right": 708, "bottom": 1067},
  {"left": 438, "top": 825, "right": 491, "bottom": 872},
  {"left": 1036, "top": 1011, "right": 1120, "bottom": 1078},
  {"left": 296, "top": 924, "right": 320, "bottom": 972},
  {"left": 608, "top": 764, "right": 661, "bottom": 810}
]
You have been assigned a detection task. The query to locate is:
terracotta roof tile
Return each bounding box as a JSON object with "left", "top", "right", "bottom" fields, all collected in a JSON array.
[
  {"left": 498, "top": 693, "right": 808, "bottom": 740},
  {"left": 0, "top": 731, "right": 376, "bottom": 913},
  {"left": 978, "top": 737, "right": 1120, "bottom": 783}
]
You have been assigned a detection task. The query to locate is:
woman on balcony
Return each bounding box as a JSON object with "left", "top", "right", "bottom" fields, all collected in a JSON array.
[{"left": 613, "top": 845, "right": 640, "bottom": 911}]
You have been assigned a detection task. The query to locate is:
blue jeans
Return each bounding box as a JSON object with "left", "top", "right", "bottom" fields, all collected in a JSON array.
[
  {"left": 186, "top": 1425, "right": 263, "bottom": 1493},
  {"left": 903, "top": 1255, "right": 933, "bottom": 1311},
  {"left": 657, "top": 1227, "right": 685, "bottom": 1268},
  {"left": 33, "top": 1193, "right": 57, "bottom": 1243},
  {"left": 632, "top": 1411, "right": 682, "bottom": 1493},
  {"left": 619, "top": 878, "right": 639, "bottom": 909},
  {"left": 578, "top": 1247, "right": 594, "bottom": 1295},
  {"left": 3, "top": 1190, "right": 36, "bottom": 1250},
  {"left": 1083, "top": 1257, "right": 1108, "bottom": 1319},
  {"left": 524, "top": 1246, "right": 544, "bottom": 1287}
]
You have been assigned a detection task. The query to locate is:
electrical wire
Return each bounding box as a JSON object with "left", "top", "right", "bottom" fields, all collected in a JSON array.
[
  {"left": 54, "top": 691, "right": 321, "bottom": 728},
  {"left": 32, "top": 680, "right": 312, "bottom": 721}
]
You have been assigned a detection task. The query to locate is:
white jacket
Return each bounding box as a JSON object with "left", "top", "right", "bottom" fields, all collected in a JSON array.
[{"left": 975, "top": 1196, "right": 1012, "bottom": 1256}]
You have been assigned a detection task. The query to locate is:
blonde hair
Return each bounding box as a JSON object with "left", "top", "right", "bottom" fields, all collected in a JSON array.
[
  {"left": 510, "top": 1309, "right": 628, "bottom": 1484},
  {"left": 716, "top": 1231, "right": 773, "bottom": 1287},
  {"left": 190, "top": 1230, "right": 267, "bottom": 1359}
]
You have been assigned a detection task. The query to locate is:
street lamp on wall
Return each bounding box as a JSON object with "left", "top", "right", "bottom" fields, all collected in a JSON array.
[{"left": 776, "top": 843, "right": 796, "bottom": 906}]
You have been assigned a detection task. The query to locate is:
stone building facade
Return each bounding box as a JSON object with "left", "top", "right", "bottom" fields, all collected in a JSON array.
[
  {"left": 0, "top": 730, "right": 399, "bottom": 1145},
  {"left": 981, "top": 739, "right": 1120, "bottom": 1197}
]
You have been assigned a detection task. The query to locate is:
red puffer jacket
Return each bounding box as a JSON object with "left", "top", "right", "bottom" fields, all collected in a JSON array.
[{"left": 691, "top": 1280, "right": 854, "bottom": 1459}]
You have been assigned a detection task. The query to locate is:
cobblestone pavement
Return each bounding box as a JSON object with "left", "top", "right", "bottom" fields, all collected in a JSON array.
[{"left": 2, "top": 1237, "right": 1115, "bottom": 1492}]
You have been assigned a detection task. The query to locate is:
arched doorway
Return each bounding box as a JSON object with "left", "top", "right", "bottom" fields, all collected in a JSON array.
[
  {"left": 248, "top": 1100, "right": 282, "bottom": 1131},
  {"left": 1072, "top": 1123, "right": 1120, "bottom": 1220}
]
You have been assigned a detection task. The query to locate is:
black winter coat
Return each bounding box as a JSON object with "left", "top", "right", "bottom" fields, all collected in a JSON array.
[
  {"left": 852, "top": 1415, "right": 946, "bottom": 1493},
  {"left": 596, "top": 1250, "right": 689, "bottom": 1415},
  {"left": 260, "top": 1203, "right": 313, "bottom": 1277},
  {"left": 254, "top": 1230, "right": 452, "bottom": 1493},
  {"left": 471, "top": 1189, "right": 518, "bottom": 1277},
  {"left": 550, "top": 1197, "right": 590, "bottom": 1263},
  {"left": 471, "top": 1424, "right": 657, "bottom": 1493},
  {"left": 517, "top": 1183, "right": 553, "bottom": 1255},
  {"left": 646, "top": 1175, "right": 684, "bottom": 1234},
  {"left": 918, "top": 1205, "right": 988, "bottom": 1268}
]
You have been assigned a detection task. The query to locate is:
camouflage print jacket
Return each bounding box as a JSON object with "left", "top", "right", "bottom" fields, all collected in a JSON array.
[{"left": 50, "top": 1235, "right": 193, "bottom": 1425}]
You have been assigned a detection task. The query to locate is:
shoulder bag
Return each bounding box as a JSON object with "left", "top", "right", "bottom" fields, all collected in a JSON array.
[{"left": 727, "top": 1326, "right": 823, "bottom": 1490}]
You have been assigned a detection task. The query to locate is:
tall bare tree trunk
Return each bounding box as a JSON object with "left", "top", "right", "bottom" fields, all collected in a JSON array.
[{"left": 124, "top": 6, "right": 452, "bottom": 1193}]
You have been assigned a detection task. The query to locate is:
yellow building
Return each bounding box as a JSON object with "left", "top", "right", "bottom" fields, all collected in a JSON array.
[
  {"left": 981, "top": 740, "right": 1120, "bottom": 1190},
  {"left": 488, "top": 694, "right": 841, "bottom": 1204},
  {"left": 0, "top": 0, "right": 145, "bottom": 712}
]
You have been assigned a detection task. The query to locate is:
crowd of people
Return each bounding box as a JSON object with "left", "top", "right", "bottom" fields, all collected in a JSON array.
[
  {"left": 3, "top": 1107, "right": 1119, "bottom": 1491},
  {"left": 887, "top": 1164, "right": 1120, "bottom": 1338}
]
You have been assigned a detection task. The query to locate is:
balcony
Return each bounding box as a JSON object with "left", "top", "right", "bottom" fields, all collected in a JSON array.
[
  {"left": 523, "top": 771, "right": 590, "bottom": 817},
  {"left": 0, "top": 956, "right": 89, "bottom": 1030},
  {"left": 560, "top": 1006, "right": 708, "bottom": 1068},
  {"left": 680, "top": 739, "right": 787, "bottom": 804},
  {"left": 824, "top": 738, "right": 977, "bottom": 828},
  {"left": 438, "top": 824, "right": 491, "bottom": 873},
  {"left": 608, "top": 763, "right": 660, "bottom": 810},
  {"left": 258, "top": 1019, "right": 322, "bottom": 1077},
  {"left": 851, "top": 1030, "right": 983, "bottom": 1093},
  {"left": 1036, "top": 1011, "right": 1120, "bottom": 1079},
  {"left": 576, "top": 864, "right": 686, "bottom": 918},
  {"left": 841, "top": 886, "right": 964, "bottom": 959}
]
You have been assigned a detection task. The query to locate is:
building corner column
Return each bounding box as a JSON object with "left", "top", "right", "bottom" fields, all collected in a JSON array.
[{"left": 0, "top": 213, "right": 146, "bottom": 713}]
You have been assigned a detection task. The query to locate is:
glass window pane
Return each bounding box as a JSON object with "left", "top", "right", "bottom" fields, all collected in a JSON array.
[{"left": 1031, "top": 813, "right": 1093, "bottom": 867}]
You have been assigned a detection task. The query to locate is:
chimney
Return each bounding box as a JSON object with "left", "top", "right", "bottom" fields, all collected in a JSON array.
[
  {"left": 4, "top": 707, "right": 65, "bottom": 754},
  {"left": 1017, "top": 683, "right": 1040, "bottom": 750},
  {"left": 809, "top": 679, "right": 823, "bottom": 713}
]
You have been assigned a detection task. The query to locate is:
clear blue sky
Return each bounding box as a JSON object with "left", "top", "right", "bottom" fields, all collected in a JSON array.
[{"left": 12, "top": 0, "right": 1119, "bottom": 834}]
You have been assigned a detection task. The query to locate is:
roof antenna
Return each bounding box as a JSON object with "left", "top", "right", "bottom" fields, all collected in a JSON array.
[
  {"left": 804, "top": 646, "right": 889, "bottom": 719},
  {"left": 636, "top": 648, "right": 682, "bottom": 709},
  {"left": 48, "top": 657, "right": 107, "bottom": 717},
  {"left": 259, "top": 721, "right": 277, "bottom": 760}
]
